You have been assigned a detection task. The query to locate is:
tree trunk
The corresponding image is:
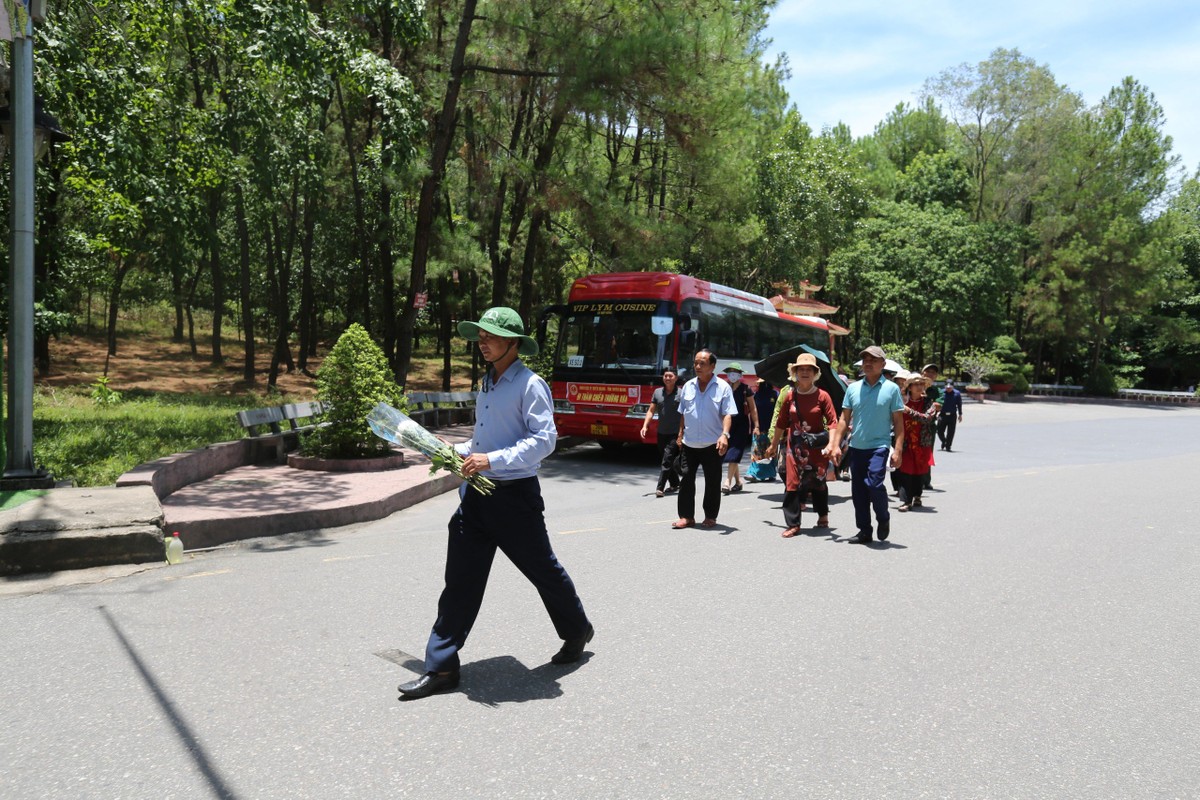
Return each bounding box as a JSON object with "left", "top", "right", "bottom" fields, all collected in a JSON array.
[
  {"left": 171, "top": 256, "right": 185, "bottom": 342},
  {"left": 335, "top": 79, "right": 374, "bottom": 330},
  {"left": 234, "top": 182, "right": 255, "bottom": 384},
  {"left": 379, "top": 5, "right": 398, "bottom": 368},
  {"left": 207, "top": 187, "right": 225, "bottom": 363},
  {"left": 517, "top": 104, "right": 568, "bottom": 321},
  {"left": 106, "top": 257, "right": 134, "bottom": 357},
  {"left": 184, "top": 263, "right": 204, "bottom": 356},
  {"left": 34, "top": 164, "right": 62, "bottom": 375},
  {"left": 395, "top": 0, "right": 479, "bottom": 388},
  {"left": 440, "top": 276, "right": 453, "bottom": 391},
  {"left": 298, "top": 183, "right": 318, "bottom": 373}
]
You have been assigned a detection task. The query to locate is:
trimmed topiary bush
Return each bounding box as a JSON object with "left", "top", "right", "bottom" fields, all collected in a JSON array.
[
  {"left": 303, "top": 324, "right": 405, "bottom": 459},
  {"left": 1084, "top": 363, "right": 1118, "bottom": 397},
  {"left": 987, "top": 335, "right": 1032, "bottom": 391}
]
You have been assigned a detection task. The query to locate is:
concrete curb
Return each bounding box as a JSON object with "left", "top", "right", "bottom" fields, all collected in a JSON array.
[
  {"left": 0, "top": 486, "right": 165, "bottom": 575},
  {"left": 171, "top": 471, "right": 461, "bottom": 549}
]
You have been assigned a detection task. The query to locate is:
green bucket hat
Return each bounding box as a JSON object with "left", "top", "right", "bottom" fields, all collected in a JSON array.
[{"left": 458, "top": 306, "right": 539, "bottom": 357}]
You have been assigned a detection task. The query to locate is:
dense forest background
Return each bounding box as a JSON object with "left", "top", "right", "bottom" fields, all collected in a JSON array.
[{"left": 6, "top": 0, "right": 1200, "bottom": 392}]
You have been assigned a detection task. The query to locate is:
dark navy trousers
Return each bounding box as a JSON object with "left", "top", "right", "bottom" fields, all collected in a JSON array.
[
  {"left": 848, "top": 446, "right": 891, "bottom": 536},
  {"left": 424, "top": 477, "right": 590, "bottom": 673}
]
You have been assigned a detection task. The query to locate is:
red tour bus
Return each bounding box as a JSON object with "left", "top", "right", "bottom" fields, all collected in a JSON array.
[{"left": 539, "top": 272, "right": 834, "bottom": 447}]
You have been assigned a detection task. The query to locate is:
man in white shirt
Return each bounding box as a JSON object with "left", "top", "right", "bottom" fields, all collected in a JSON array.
[{"left": 672, "top": 350, "right": 736, "bottom": 529}]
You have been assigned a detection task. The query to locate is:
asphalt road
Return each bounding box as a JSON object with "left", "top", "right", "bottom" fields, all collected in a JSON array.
[{"left": 2, "top": 400, "right": 1198, "bottom": 799}]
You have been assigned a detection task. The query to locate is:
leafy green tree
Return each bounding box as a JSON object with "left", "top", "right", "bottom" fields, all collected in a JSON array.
[
  {"left": 824, "top": 200, "right": 1019, "bottom": 365},
  {"left": 924, "top": 47, "right": 1079, "bottom": 223},
  {"left": 1130, "top": 171, "right": 1200, "bottom": 387},
  {"left": 1024, "top": 77, "right": 1179, "bottom": 379},
  {"left": 897, "top": 150, "right": 971, "bottom": 211},
  {"left": 752, "top": 114, "right": 870, "bottom": 290}
]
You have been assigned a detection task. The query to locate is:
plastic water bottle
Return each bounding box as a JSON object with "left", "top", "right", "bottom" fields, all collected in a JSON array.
[{"left": 165, "top": 531, "right": 184, "bottom": 565}]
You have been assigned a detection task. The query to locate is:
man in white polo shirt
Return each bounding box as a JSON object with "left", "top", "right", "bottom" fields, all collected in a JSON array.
[
  {"left": 672, "top": 349, "right": 737, "bottom": 529},
  {"left": 824, "top": 345, "right": 905, "bottom": 544}
]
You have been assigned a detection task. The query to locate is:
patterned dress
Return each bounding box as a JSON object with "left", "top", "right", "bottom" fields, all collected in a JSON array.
[
  {"left": 899, "top": 397, "right": 936, "bottom": 476},
  {"left": 776, "top": 388, "right": 837, "bottom": 493}
]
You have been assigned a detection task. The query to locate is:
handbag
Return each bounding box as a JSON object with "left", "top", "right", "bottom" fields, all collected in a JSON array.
[{"left": 918, "top": 412, "right": 937, "bottom": 449}]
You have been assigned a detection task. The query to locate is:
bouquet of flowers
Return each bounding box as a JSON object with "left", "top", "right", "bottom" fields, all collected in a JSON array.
[{"left": 367, "top": 402, "right": 495, "bottom": 495}]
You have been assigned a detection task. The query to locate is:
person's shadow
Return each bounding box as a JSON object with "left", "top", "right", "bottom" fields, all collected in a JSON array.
[
  {"left": 459, "top": 655, "right": 589, "bottom": 707},
  {"left": 384, "top": 650, "right": 589, "bottom": 707}
]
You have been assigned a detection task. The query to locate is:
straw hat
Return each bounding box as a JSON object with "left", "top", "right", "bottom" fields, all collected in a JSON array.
[{"left": 788, "top": 352, "right": 821, "bottom": 378}]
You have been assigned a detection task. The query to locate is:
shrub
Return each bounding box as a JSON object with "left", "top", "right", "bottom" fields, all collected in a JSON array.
[
  {"left": 1084, "top": 362, "right": 1118, "bottom": 397},
  {"left": 987, "top": 335, "right": 1031, "bottom": 389},
  {"left": 955, "top": 347, "right": 1002, "bottom": 389},
  {"left": 304, "top": 324, "right": 405, "bottom": 458}
]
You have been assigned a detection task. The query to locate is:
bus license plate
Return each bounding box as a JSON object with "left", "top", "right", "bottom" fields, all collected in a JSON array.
[{"left": 590, "top": 424, "right": 609, "bottom": 437}]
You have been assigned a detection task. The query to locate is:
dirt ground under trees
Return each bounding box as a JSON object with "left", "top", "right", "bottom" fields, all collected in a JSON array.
[{"left": 39, "top": 333, "right": 473, "bottom": 396}]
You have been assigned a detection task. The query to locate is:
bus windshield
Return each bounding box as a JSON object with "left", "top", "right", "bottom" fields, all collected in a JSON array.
[{"left": 555, "top": 300, "right": 675, "bottom": 373}]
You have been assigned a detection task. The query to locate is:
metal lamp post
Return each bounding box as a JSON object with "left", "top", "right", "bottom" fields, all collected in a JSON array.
[{"left": 1, "top": 0, "right": 66, "bottom": 488}]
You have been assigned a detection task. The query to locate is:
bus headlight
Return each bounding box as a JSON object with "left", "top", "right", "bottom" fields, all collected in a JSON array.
[
  {"left": 626, "top": 403, "right": 650, "bottom": 418},
  {"left": 554, "top": 399, "right": 576, "bottom": 414}
]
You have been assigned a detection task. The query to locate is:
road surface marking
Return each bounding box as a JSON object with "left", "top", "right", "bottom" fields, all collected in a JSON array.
[{"left": 164, "top": 569, "right": 232, "bottom": 581}]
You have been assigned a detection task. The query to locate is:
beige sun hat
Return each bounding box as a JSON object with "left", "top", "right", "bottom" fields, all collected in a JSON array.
[{"left": 788, "top": 352, "right": 821, "bottom": 378}]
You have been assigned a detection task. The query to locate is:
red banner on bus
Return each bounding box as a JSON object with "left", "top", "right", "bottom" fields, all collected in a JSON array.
[{"left": 567, "top": 382, "right": 640, "bottom": 406}]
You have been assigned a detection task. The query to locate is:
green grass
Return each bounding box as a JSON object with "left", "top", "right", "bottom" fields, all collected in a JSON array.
[
  {"left": 32, "top": 387, "right": 271, "bottom": 487},
  {"left": 0, "top": 490, "right": 48, "bottom": 511},
  {"left": 27, "top": 329, "right": 479, "bottom": 487}
]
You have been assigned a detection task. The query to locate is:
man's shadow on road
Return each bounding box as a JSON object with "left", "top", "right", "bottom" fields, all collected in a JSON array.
[{"left": 385, "top": 650, "right": 589, "bottom": 707}]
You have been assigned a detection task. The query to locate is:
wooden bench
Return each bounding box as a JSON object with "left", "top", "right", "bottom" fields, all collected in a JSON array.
[
  {"left": 1028, "top": 384, "right": 1083, "bottom": 397},
  {"left": 236, "top": 402, "right": 328, "bottom": 463},
  {"left": 405, "top": 392, "right": 478, "bottom": 427},
  {"left": 281, "top": 400, "right": 327, "bottom": 433}
]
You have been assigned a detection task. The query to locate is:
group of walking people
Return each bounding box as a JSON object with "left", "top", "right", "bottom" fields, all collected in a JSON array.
[
  {"left": 395, "top": 306, "right": 965, "bottom": 702},
  {"left": 642, "top": 346, "right": 965, "bottom": 543}
]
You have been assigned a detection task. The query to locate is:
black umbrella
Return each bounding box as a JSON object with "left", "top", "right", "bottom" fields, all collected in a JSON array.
[{"left": 754, "top": 344, "right": 848, "bottom": 413}]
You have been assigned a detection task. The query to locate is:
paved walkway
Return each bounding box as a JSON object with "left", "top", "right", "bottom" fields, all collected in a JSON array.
[
  {"left": 162, "top": 426, "right": 473, "bottom": 549},
  {"left": 1, "top": 425, "right": 474, "bottom": 575}
]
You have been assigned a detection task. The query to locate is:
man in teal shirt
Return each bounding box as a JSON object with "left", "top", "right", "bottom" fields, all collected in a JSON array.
[{"left": 825, "top": 346, "right": 905, "bottom": 543}]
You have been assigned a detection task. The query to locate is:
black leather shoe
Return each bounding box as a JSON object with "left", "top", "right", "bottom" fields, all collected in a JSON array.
[
  {"left": 398, "top": 671, "right": 460, "bottom": 699},
  {"left": 551, "top": 625, "right": 594, "bottom": 664},
  {"left": 878, "top": 522, "right": 890, "bottom": 541},
  {"left": 848, "top": 531, "right": 872, "bottom": 544}
]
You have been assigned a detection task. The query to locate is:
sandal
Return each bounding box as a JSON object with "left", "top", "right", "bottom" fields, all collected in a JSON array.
[
  {"left": 671, "top": 518, "right": 695, "bottom": 529},
  {"left": 701, "top": 518, "right": 718, "bottom": 528},
  {"left": 816, "top": 516, "right": 829, "bottom": 527},
  {"left": 781, "top": 527, "right": 801, "bottom": 538},
  {"left": 912, "top": 498, "right": 922, "bottom": 508},
  {"left": 898, "top": 504, "right": 910, "bottom": 513},
  {"left": 721, "top": 486, "right": 731, "bottom": 495},
  {"left": 731, "top": 482, "right": 744, "bottom": 493}
]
